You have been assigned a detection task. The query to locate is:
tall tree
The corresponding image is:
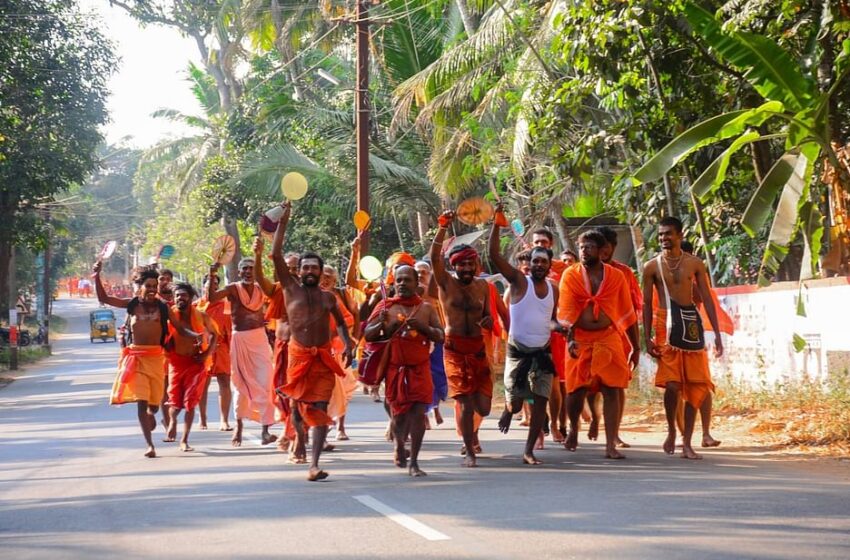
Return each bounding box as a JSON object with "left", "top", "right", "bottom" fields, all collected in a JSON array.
[{"left": 0, "top": 0, "right": 115, "bottom": 315}]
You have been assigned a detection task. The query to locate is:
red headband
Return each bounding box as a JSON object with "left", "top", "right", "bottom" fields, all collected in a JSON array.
[{"left": 449, "top": 247, "right": 479, "bottom": 266}]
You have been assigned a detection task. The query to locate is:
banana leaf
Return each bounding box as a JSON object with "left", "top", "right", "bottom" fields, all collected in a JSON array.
[
  {"left": 632, "top": 101, "right": 782, "bottom": 186},
  {"left": 684, "top": 3, "right": 816, "bottom": 113},
  {"left": 690, "top": 130, "right": 761, "bottom": 200}
]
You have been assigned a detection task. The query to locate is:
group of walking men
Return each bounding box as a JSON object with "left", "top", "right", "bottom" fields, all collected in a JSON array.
[{"left": 93, "top": 199, "right": 725, "bottom": 481}]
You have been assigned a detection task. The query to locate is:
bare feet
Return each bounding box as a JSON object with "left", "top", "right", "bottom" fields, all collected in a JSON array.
[
  {"left": 605, "top": 447, "right": 626, "bottom": 460},
  {"left": 701, "top": 435, "right": 721, "bottom": 448},
  {"left": 518, "top": 418, "right": 530, "bottom": 427},
  {"left": 231, "top": 432, "right": 242, "bottom": 447},
  {"left": 336, "top": 431, "right": 349, "bottom": 441},
  {"left": 144, "top": 446, "right": 156, "bottom": 458},
  {"left": 288, "top": 452, "right": 307, "bottom": 464},
  {"left": 587, "top": 418, "right": 599, "bottom": 441},
  {"left": 276, "top": 438, "right": 290, "bottom": 452},
  {"left": 535, "top": 432, "right": 545, "bottom": 451},
  {"left": 219, "top": 423, "right": 233, "bottom": 432},
  {"left": 460, "top": 445, "right": 467, "bottom": 456},
  {"left": 323, "top": 443, "right": 335, "bottom": 452},
  {"left": 261, "top": 432, "right": 278, "bottom": 445},
  {"left": 163, "top": 421, "right": 177, "bottom": 443},
  {"left": 394, "top": 448, "right": 407, "bottom": 468},
  {"left": 663, "top": 432, "right": 676, "bottom": 455},
  {"left": 307, "top": 467, "right": 329, "bottom": 481},
  {"left": 434, "top": 408, "right": 444, "bottom": 425},
  {"left": 180, "top": 442, "right": 194, "bottom": 452},
  {"left": 498, "top": 408, "right": 513, "bottom": 434},
  {"left": 564, "top": 430, "right": 578, "bottom": 451},
  {"left": 682, "top": 446, "right": 703, "bottom": 460},
  {"left": 522, "top": 453, "right": 542, "bottom": 465},
  {"left": 199, "top": 423, "right": 208, "bottom": 431},
  {"left": 162, "top": 436, "right": 176, "bottom": 443},
  {"left": 552, "top": 427, "right": 565, "bottom": 443},
  {"left": 462, "top": 455, "right": 478, "bottom": 467},
  {"left": 424, "top": 416, "right": 432, "bottom": 431},
  {"left": 409, "top": 464, "right": 427, "bottom": 477},
  {"left": 616, "top": 437, "right": 631, "bottom": 448}
]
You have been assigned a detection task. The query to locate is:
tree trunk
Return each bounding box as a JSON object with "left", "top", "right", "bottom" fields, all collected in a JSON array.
[
  {"left": 0, "top": 239, "right": 10, "bottom": 319},
  {"left": 191, "top": 31, "right": 232, "bottom": 112},
  {"left": 221, "top": 216, "right": 242, "bottom": 283},
  {"left": 455, "top": 0, "right": 479, "bottom": 35}
]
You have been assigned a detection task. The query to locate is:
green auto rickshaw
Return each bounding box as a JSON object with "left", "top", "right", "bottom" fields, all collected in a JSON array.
[{"left": 90, "top": 308, "right": 117, "bottom": 343}]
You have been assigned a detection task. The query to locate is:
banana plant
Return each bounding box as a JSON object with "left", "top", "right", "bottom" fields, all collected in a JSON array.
[{"left": 633, "top": 2, "right": 850, "bottom": 286}]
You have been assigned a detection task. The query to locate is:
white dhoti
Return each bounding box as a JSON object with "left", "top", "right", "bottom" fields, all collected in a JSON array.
[{"left": 230, "top": 327, "right": 275, "bottom": 425}]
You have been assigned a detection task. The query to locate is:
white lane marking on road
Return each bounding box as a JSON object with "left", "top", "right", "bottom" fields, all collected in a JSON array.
[{"left": 353, "top": 494, "right": 450, "bottom": 541}]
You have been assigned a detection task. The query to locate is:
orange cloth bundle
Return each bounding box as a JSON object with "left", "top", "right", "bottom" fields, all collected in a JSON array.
[
  {"left": 110, "top": 345, "right": 165, "bottom": 405},
  {"left": 557, "top": 263, "right": 636, "bottom": 333},
  {"left": 566, "top": 326, "right": 631, "bottom": 392},
  {"left": 166, "top": 352, "right": 207, "bottom": 410},
  {"left": 653, "top": 307, "right": 714, "bottom": 408},
  {"left": 385, "top": 334, "right": 433, "bottom": 416},
  {"left": 443, "top": 335, "right": 492, "bottom": 398},
  {"left": 279, "top": 338, "right": 345, "bottom": 427}
]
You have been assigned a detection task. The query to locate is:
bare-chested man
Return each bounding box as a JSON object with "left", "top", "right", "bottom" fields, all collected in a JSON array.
[
  {"left": 157, "top": 269, "right": 175, "bottom": 428},
  {"left": 207, "top": 250, "right": 277, "bottom": 447},
  {"left": 430, "top": 210, "right": 493, "bottom": 467},
  {"left": 364, "top": 265, "right": 444, "bottom": 476},
  {"left": 93, "top": 263, "right": 199, "bottom": 458},
  {"left": 272, "top": 201, "right": 354, "bottom": 481},
  {"left": 489, "top": 208, "right": 564, "bottom": 465},
  {"left": 558, "top": 230, "right": 639, "bottom": 459},
  {"left": 642, "top": 217, "right": 724, "bottom": 460},
  {"left": 163, "top": 282, "right": 217, "bottom": 451}
]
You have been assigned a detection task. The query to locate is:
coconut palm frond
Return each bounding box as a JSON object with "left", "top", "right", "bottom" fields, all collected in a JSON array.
[
  {"left": 234, "top": 144, "right": 331, "bottom": 198},
  {"left": 151, "top": 109, "right": 211, "bottom": 131}
]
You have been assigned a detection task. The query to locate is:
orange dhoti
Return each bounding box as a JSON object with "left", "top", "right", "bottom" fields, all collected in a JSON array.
[
  {"left": 166, "top": 352, "right": 207, "bottom": 410},
  {"left": 443, "top": 335, "right": 493, "bottom": 399},
  {"left": 654, "top": 308, "right": 714, "bottom": 408},
  {"left": 385, "top": 335, "right": 433, "bottom": 417},
  {"left": 566, "top": 326, "right": 631, "bottom": 393},
  {"left": 327, "top": 337, "right": 358, "bottom": 420},
  {"left": 110, "top": 345, "right": 166, "bottom": 405},
  {"left": 230, "top": 327, "right": 275, "bottom": 425},
  {"left": 279, "top": 339, "right": 345, "bottom": 428}
]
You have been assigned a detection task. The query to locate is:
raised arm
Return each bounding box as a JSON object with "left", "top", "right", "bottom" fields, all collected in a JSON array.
[
  {"left": 206, "top": 265, "right": 231, "bottom": 303},
  {"left": 252, "top": 236, "right": 276, "bottom": 296},
  {"left": 344, "top": 236, "right": 361, "bottom": 289},
  {"left": 92, "top": 261, "right": 129, "bottom": 308},
  {"left": 488, "top": 206, "right": 522, "bottom": 285},
  {"left": 693, "top": 258, "right": 724, "bottom": 357},
  {"left": 271, "top": 201, "right": 295, "bottom": 288},
  {"left": 642, "top": 261, "right": 660, "bottom": 358},
  {"left": 429, "top": 210, "right": 454, "bottom": 288}
]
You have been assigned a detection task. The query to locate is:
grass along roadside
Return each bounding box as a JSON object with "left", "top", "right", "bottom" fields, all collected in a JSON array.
[{"left": 625, "top": 370, "right": 850, "bottom": 456}]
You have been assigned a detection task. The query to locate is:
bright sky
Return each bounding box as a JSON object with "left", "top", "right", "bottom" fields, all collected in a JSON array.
[{"left": 79, "top": 0, "right": 203, "bottom": 148}]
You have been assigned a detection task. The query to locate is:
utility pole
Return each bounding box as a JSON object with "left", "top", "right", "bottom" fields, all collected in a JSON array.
[
  {"left": 8, "top": 247, "right": 17, "bottom": 370},
  {"left": 355, "top": 0, "right": 371, "bottom": 253},
  {"left": 42, "top": 210, "right": 51, "bottom": 346}
]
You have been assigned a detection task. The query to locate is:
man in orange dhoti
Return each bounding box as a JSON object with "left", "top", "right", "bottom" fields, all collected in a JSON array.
[
  {"left": 94, "top": 264, "right": 202, "bottom": 458},
  {"left": 197, "top": 274, "right": 233, "bottom": 432},
  {"left": 364, "top": 265, "right": 444, "bottom": 476},
  {"left": 322, "top": 265, "right": 359, "bottom": 442},
  {"left": 272, "top": 202, "right": 354, "bottom": 481},
  {"left": 643, "top": 218, "right": 724, "bottom": 460},
  {"left": 163, "top": 283, "right": 218, "bottom": 451},
  {"left": 558, "top": 230, "right": 639, "bottom": 459},
  {"left": 583, "top": 226, "right": 644, "bottom": 448},
  {"left": 431, "top": 210, "right": 494, "bottom": 467}
]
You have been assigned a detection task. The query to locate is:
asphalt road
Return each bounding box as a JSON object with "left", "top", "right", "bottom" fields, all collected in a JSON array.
[{"left": 1, "top": 297, "right": 849, "bottom": 559}]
